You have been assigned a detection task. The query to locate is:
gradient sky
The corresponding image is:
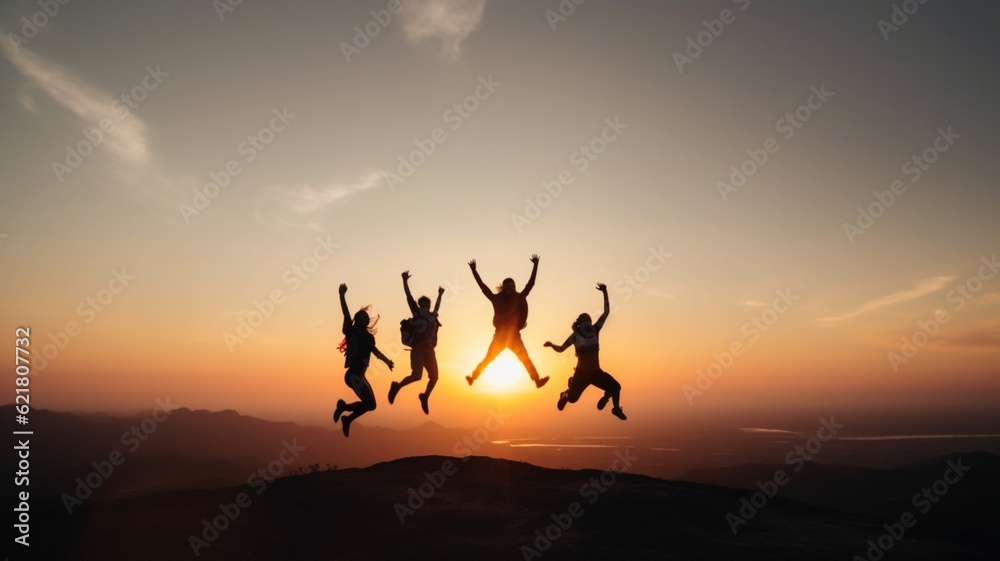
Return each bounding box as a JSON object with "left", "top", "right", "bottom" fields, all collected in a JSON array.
[{"left": 1, "top": 0, "right": 998, "bottom": 431}]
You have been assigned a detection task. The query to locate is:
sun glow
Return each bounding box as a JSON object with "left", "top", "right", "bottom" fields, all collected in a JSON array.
[{"left": 480, "top": 353, "right": 532, "bottom": 391}]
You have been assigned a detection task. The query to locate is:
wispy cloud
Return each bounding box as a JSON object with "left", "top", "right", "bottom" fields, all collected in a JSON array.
[
  {"left": 401, "top": 0, "right": 487, "bottom": 60},
  {"left": 742, "top": 300, "right": 768, "bottom": 307},
  {"left": 2, "top": 43, "right": 150, "bottom": 168},
  {"left": 817, "top": 276, "right": 954, "bottom": 322},
  {"left": 255, "top": 172, "right": 384, "bottom": 231}
]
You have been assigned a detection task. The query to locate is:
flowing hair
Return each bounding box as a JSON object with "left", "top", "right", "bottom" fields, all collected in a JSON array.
[{"left": 338, "top": 305, "right": 379, "bottom": 354}]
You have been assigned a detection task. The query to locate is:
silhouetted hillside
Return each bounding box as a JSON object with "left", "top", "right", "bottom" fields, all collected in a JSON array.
[
  {"left": 680, "top": 451, "right": 1000, "bottom": 544},
  {"left": 12, "top": 455, "right": 995, "bottom": 560}
]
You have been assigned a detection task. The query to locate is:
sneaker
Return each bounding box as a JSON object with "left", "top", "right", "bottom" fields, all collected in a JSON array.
[
  {"left": 342, "top": 416, "right": 352, "bottom": 437},
  {"left": 535, "top": 376, "right": 549, "bottom": 389},
  {"left": 466, "top": 375, "right": 475, "bottom": 386},
  {"left": 388, "top": 381, "right": 400, "bottom": 405},
  {"left": 333, "top": 399, "right": 346, "bottom": 423},
  {"left": 419, "top": 392, "right": 430, "bottom": 415},
  {"left": 597, "top": 395, "right": 610, "bottom": 411},
  {"left": 611, "top": 407, "right": 627, "bottom": 421},
  {"left": 557, "top": 391, "right": 568, "bottom": 411}
]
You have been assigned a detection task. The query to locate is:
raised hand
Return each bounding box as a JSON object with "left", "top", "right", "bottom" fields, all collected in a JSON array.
[
  {"left": 339, "top": 283, "right": 348, "bottom": 295},
  {"left": 438, "top": 286, "right": 445, "bottom": 295},
  {"left": 543, "top": 341, "right": 554, "bottom": 348},
  {"left": 530, "top": 254, "right": 540, "bottom": 265},
  {"left": 468, "top": 259, "right": 477, "bottom": 270},
  {"left": 386, "top": 359, "right": 394, "bottom": 371},
  {"left": 402, "top": 270, "right": 411, "bottom": 281},
  {"left": 596, "top": 283, "right": 607, "bottom": 293}
]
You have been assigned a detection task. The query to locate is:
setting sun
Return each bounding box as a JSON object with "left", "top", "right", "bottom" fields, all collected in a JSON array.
[{"left": 479, "top": 353, "right": 532, "bottom": 391}]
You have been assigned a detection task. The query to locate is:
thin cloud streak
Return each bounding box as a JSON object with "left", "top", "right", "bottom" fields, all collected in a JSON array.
[
  {"left": 817, "top": 276, "right": 955, "bottom": 322},
  {"left": 256, "top": 171, "right": 384, "bottom": 232},
  {"left": 401, "top": 0, "right": 487, "bottom": 60},
  {"left": 2, "top": 43, "right": 150, "bottom": 167}
]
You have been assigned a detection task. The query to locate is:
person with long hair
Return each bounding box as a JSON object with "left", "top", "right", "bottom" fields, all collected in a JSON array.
[
  {"left": 466, "top": 254, "right": 548, "bottom": 388},
  {"left": 388, "top": 271, "right": 444, "bottom": 414},
  {"left": 544, "top": 283, "right": 626, "bottom": 420},
  {"left": 334, "top": 283, "right": 394, "bottom": 437}
]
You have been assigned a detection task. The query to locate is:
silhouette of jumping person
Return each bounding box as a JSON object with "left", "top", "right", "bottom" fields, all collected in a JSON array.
[
  {"left": 388, "top": 271, "right": 444, "bottom": 415},
  {"left": 466, "top": 254, "right": 549, "bottom": 388},
  {"left": 544, "top": 283, "right": 626, "bottom": 420},
  {"left": 334, "top": 283, "right": 394, "bottom": 437}
]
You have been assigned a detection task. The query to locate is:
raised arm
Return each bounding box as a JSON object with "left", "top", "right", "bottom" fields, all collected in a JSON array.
[
  {"left": 544, "top": 333, "right": 575, "bottom": 353},
  {"left": 522, "top": 254, "right": 540, "bottom": 295},
  {"left": 469, "top": 259, "right": 493, "bottom": 299},
  {"left": 433, "top": 286, "right": 444, "bottom": 314},
  {"left": 401, "top": 271, "right": 418, "bottom": 314},
  {"left": 593, "top": 283, "right": 610, "bottom": 332},
  {"left": 338, "top": 284, "right": 351, "bottom": 332}
]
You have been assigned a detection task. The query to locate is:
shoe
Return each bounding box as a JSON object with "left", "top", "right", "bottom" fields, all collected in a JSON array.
[
  {"left": 611, "top": 407, "right": 627, "bottom": 421},
  {"left": 535, "top": 376, "right": 549, "bottom": 389},
  {"left": 342, "top": 416, "right": 352, "bottom": 437},
  {"left": 388, "top": 381, "right": 400, "bottom": 405},
  {"left": 597, "top": 395, "right": 610, "bottom": 411},
  {"left": 333, "top": 399, "right": 346, "bottom": 423},
  {"left": 419, "top": 392, "right": 429, "bottom": 415},
  {"left": 557, "top": 391, "right": 568, "bottom": 411},
  {"left": 466, "top": 375, "right": 475, "bottom": 386}
]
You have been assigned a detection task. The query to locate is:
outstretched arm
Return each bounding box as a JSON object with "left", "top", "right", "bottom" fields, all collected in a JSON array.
[
  {"left": 593, "top": 283, "right": 610, "bottom": 332},
  {"left": 372, "top": 346, "right": 394, "bottom": 371},
  {"left": 338, "top": 284, "right": 351, "bottom": 332},
  {"left": 522, "top": 254, "right": 540, "bottom": 295},
  {"left": 544, "top": 333, "right": 575, "bottom": 353},
  {"left": 401, "top": 271, "right": 418, "bottom": 314},
  {"left": 469, "top": 260, "right": 493, "bottom": 299},
  {"left": 433, "top": 286, "right": 444, "bottom": 314}
]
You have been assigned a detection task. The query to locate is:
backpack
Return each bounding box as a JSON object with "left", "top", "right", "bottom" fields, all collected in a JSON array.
[{"left": 401, "top": 315, "right": 437, "bottom": 348}]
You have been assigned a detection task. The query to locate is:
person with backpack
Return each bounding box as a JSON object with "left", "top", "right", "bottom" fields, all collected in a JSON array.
[
  {"left": 544, "top": 283, "right": 627, "bottom": 420},
  {"left": 334, "top": 283, "right": 394, "bottom": 437},
  {"left": 388, "top": 271, "right": 444, "bottom": 414},
  {"left": 466, "top": 254, "right": 549, "bottom": 389}
]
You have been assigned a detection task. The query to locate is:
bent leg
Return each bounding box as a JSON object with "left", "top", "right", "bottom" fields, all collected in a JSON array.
[
  {"left": 591, "top": 370, "right": 622, "bottom": 409},
  {"left": 508, "top": 334, "right": 541, "bottom": 382},
  {"left": 397, "top": 348, "right": 426, "bottom": 388},
  {"left": 423, "top": 349, "right": 439, "bottom": 396},
  {"left": 472, "top": 331, "right": 509, "bottom": 380}
]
